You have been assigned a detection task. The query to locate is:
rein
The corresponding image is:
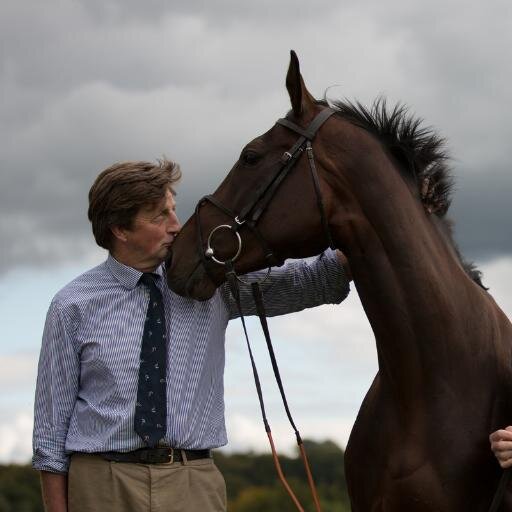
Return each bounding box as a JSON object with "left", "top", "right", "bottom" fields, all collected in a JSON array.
[
  {"left": 193, "top": 107, "right": 336, "bottom": 511},
  {"left": 225, "top": 263, "right": 321, "bottom": 512}
]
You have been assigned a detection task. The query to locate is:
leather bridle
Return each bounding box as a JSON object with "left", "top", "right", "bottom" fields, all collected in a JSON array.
[
  {"left": 194, "top": 107, "right": 337, "bottom": 286},
  {"left": 191, "top": 107, "right": 337, "bottom": 512}
]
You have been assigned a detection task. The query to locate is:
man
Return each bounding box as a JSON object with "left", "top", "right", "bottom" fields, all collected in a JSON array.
[{"left": 33, "top": 159, "right": 352, "bottom": 512}]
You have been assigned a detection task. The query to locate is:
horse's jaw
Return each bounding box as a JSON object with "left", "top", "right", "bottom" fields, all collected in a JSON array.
[{"left": 167, "top": 257, "right": 218, "bottom": 301}]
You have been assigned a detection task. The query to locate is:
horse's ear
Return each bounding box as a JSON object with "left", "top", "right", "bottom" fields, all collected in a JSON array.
[{"left": 286, "top": 50, "right": 316, "bottom": 117}]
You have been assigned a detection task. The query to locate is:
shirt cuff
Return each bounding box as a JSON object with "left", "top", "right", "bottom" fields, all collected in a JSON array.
[
  {"left": 32, "top": 451, "right": 70, "bottom": 474},
  {"left": 320, "top": 249, "right": 351, "bottom": 304}
]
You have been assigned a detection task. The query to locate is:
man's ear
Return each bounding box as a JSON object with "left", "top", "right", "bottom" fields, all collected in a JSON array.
[
  {"left": 111, "top": 225, "right": 128, "bottom": 243},
  {"left": 286, "top": 50, "right": 316, "bottom": 118}
]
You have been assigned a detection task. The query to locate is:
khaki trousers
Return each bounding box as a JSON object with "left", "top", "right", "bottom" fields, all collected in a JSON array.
[{"left": 68, "top": 453, "right": 227, "bottom": 512}]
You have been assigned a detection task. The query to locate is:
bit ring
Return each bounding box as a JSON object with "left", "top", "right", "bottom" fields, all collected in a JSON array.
[{"left": 205, "top": 224, "right": 242, "bottom": 265}]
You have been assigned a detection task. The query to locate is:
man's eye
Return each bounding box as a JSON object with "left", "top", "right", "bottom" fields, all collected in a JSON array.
[{"left": 241, "top": 150, "right": 261, "bottom": 165}]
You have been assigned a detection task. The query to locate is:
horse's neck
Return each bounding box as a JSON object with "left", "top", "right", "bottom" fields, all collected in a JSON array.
[{"left": 330, "top": 152, "right": 485, "bottom": 400}]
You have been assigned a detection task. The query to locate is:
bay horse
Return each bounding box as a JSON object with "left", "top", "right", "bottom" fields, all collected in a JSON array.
[{"left": 167, "top": 52, "right": 512, "bottom": 511}]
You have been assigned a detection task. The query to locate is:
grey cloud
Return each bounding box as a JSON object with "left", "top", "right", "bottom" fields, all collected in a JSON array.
[
  {"left": 1, "top": 0, "right": 337, "bottom": 100},
  {"left": 451, "top": 166, "right": 512, "bottom": 261},
  {"left": 1, "top": 0, "right": 511, "bottom": 274},
  {"left": 76, "top": 0, "right": 336, "bottom": 24}
]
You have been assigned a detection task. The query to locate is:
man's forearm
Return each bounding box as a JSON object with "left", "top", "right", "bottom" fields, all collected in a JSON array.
[
  {"left": 335, "top": 250, "right": 352, "bottom": 281},
  {"left": 40, "top": 471, "right": 67, "bottom": 512}
]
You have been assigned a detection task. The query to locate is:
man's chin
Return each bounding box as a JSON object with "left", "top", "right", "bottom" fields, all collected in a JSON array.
[{"left": 158, "top": 245, "right": 173, "bottom": 261}]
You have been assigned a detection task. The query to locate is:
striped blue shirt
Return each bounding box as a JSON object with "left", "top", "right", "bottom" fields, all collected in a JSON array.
[{"left": 32, "top": 250, "right": 350, "bottom": 473}]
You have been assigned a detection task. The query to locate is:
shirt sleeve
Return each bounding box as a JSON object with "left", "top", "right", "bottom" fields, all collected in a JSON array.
[
  {"left": 32, "top": 300, "right": 80, "bottom": 474},
  {"left": 222, "top": 249, "right": 350, "bottom": 320}
]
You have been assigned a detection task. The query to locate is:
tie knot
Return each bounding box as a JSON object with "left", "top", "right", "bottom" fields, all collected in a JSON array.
[{"left": 140, "top": 273, "right": 160, "bottom": 289}]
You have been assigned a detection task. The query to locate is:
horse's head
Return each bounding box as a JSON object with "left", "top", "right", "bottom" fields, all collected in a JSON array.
[
  {"left": 168, "top": 50, "right": 483, "bottom": 300},
  {"left": 167, "top": 51, "right": 351, "bottom": 300}
]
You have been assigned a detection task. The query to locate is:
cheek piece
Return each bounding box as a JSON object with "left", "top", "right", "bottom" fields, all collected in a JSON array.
[{"left": 195, "top": 106, "right": 336, "bottom": 286}]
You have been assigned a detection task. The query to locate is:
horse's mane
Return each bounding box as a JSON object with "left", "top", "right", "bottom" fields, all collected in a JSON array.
[{"left": 322, "top": 98, "right": 487, "bottom": 289}]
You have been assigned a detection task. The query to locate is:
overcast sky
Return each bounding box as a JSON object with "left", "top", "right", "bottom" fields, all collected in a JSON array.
[{"left": 1, "top": 0, "right": 511, "bottom": 463}]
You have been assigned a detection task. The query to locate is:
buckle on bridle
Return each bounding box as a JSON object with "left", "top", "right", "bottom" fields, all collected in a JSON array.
[{"left": 281, "top": 151, "right": 293, "bottom": 163}]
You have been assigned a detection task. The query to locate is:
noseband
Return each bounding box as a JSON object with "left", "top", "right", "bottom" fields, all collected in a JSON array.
[{"left": 194, "top": 107, "right": 336, "bottom": 284}]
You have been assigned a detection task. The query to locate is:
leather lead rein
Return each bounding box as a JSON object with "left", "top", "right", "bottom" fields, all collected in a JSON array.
[{"left": 225, "top": 265, "right": 321, "bottom": 512}]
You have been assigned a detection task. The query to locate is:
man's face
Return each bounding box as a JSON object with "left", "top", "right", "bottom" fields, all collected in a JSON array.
[{"left": 121, "top": 188, "right": 181, "bottom": 270}]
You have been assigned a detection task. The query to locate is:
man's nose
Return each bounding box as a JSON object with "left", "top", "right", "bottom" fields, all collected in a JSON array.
[{"left": 168, "top": 215, "right": 181, "bottom": 233}]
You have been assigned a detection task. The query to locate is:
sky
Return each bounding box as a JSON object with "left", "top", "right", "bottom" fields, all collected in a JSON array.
[{"left": 1, "top": 0, "right": 511, "bottom": 464}]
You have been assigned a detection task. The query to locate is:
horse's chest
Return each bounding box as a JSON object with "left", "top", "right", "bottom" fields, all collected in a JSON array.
[{"left": 344, "top": 380, "right": 502, "bottom": 511}]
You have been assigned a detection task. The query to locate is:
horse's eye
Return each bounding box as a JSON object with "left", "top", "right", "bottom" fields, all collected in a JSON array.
[{"left": 241, "top": 150, "right": 261, "bottom": 166}]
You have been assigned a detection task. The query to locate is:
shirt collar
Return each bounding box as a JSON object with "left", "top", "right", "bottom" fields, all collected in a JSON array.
[{"left": 106, "top": 254, "right": 165, "bottom": 290}]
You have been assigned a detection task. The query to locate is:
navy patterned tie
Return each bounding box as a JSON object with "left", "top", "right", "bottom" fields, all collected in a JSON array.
[{"left": 134, "top": 273, "right": 167, "bottom": 447}]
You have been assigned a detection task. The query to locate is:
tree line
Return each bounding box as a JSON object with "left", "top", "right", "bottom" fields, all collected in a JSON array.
[{"left": 0, "top": 439, "right": 350, "bottom": 511}]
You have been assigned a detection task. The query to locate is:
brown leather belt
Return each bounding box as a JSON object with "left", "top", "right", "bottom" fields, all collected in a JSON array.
[{"left": 98, "top": 447, "right": 212, "bottom": 464}]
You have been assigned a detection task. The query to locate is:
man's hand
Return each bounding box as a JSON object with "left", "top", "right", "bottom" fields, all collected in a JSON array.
[
  {"left": 336, "top": 250, "right": 352, "bottom": 281},
  {"left": 490, "top": 427, "right": 512, "bottom": 468},
  {"left": 40, "top": 471, "right": 68, "bottom": 512}
]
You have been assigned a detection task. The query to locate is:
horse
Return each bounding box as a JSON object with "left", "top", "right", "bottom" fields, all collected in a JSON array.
[{"left": 166, "top": 51, "right": 512, "bottom": 511}]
